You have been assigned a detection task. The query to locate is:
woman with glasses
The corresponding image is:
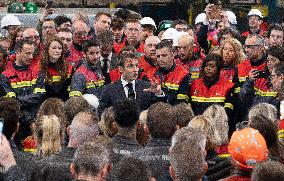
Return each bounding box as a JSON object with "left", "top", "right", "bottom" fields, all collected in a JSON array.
[
  {"left": 240, "top": 46, "right": 284, "bottom": 120},
  {"left": 40, "top": 37, "right": 73, "bottom": 101}
]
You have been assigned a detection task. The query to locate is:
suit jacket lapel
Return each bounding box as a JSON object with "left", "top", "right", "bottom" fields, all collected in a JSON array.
[{"left": 116, "top": 80, "right": 127, "bottom": 99}]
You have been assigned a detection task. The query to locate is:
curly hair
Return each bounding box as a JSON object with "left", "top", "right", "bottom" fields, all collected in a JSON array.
[
  {"left": 219, "top": 38, "right": 246, "bottom": 67},
  {"left": 40, "top": 37, "right": 68, "bottom": 85}
]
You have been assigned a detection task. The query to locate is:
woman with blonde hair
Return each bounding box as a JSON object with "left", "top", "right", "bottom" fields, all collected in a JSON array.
[
  {"left": 35, "top": 115, "right": 63, "bottom": 158},
  {"left": 203, "top": 105, "right": 229, "bottom": 145},
  {"left": 188, "top": 115, "right": 221, "bottom": 150},
  {"left": 218, "top": 38, "right": 246, "bottom": 82},
  {"left": 188, "top": 115, "right": 232, "bottom": 180}
]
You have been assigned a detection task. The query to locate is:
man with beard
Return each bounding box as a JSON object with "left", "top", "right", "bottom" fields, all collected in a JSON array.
[
  {"left": 70, "top": 40, "right": 105, "bottom": 99},
  {"left": 144, "top": 40, "right": 190, "bottom": 105}
]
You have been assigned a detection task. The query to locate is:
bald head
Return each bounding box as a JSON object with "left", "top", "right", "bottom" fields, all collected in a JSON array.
[
  {"left": 23, "top": 27, "right": 40, "bottom": 46},
  {"left": 144, "top": 36, "right": 161, "bottom": 60},
  {"left": 178, "top": 35, "right": 194, "bottom": 61},
  {"left": 72, "top": 20, "right": 90, "bottom": 33}
]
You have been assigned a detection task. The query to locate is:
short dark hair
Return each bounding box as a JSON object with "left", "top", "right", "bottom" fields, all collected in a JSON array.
[
  {"left": 252, "top": 160, "right": 284, "bottom": 181},
  {"left": 173, "top": 19, "right": 188, "bottom": 28},
  {"left": 111, "top": 18, "right": 124, "bottom": 30},
  {"left": 125, "top": 18, "right": 141, "bottom": 26},
  {"left": 64, "top": 97, "right": 91, "bottom": 125},
  {"left": 73, "top": 142, "right": 111, "bottom": 177},
  {"left": 155, "top": 40, "right": 173, "bottom": 51},
  {"left": 0, "top": 97, "right": 20, "bottom": 139},
  {"left": 82, "top": 39, "right": 100, "bottom": 53},
  {"left": 147, "top": 102, "right": 177, "bottom": 139},
  {"left": 113, "top": 157, "right": 151, "bottom": 181},
  {"left": 97, "top": 30, "right": 114, "bottom": 45},
  {"left": 267, "top": 24, "right": 283, "bottom": 38},
  {"left": 201, "top": 53, "right": 223, "bottom": 76},
  {"left": 117, "top": 52, "right": 139, "bottom": 68},
  {"left": 217, "top": 27, "right": 240, "bottom": 42},
  {"left": 57, "top": 28, "right": 72, "bottom": 33},
  {"left": 14, "top": 39, "right": 34, "bottom": 52},
  {"left": 54, "top": 15, "right": 71, "bottom": 27},
  {"left": 113, "top": 99, "right": 139, "bottom": 128},
  {"left": 173, "top": 103, "right": 195, "bottom": 128},
  {"left": 267, "top": 46, "right": 284, "bottom": 62},
  {"left": 274, "top": 62, "right": 284, "bottom": 75},
  {"left": 95, "top": 12, "right": 111, "bottom": 21}
]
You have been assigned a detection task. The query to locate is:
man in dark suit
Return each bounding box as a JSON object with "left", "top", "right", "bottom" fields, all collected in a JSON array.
[
  {"left": 97, "top": 30, "right": 119, "bottom": 84},
  {"left": 98, "top": 52, "right": 164, "bottom": 116}
]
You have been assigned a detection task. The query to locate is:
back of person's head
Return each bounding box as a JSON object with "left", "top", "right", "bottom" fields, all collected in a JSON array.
[
  {"left": 171, "top": 126, "right": 206, "bottom": 152},
  {"left": 147, "top": 102, "right": 177, "bottom": 139},
  {"left": 188, "top": 115, "right": 221, "bottom": 150},
  {"left": 37, "top": 97, "right": 66, "bottom": 127},
  {"left": 0, "top": 97, "right": 20, "bottom": 139},
  {"left": 64, "top": 96, "right": 91, "bottom": 125},
  {"left": 97, "top": 30, "right": 114, "bottom": 45},
  {"left": 252, "top": 160, "right": 284, "bottom": 181},
  {"left": 248, "top": 103, "right": 278, "bottom": 124},
  {"left": 99, "top": 107, "right": 118, "bottom": 138},
  {"left": 113, "top": 157, "right": 151, "bottom": 181},
  {"left": 113, "top": 99, "right": 139, "bottom": 129},
  {"left": 228, "top": 128, "right": 268, "bottom": 171},
  {"left": 69, "top": 111, "right": 100, "bottom": 147},
  {"left": 203, "top": 105, "right": 229, "bottom": 145},
  {"left": 54, "top": 15, "right": 71, "bottom": 27},
  {"left": 248, "top": 115, "right": 280, "bottom": 159},
  {"left": 173, "top": 103, "right": 195, "bottom": 128},
  {"left": 169, "top": 140, "right": 206, "bottom": 181},
  {"left": 71, "top": 142, "right": 111, "bottom": 180},
  {"left": 36, "top": 115, "right": 63, "bottom": 158}
]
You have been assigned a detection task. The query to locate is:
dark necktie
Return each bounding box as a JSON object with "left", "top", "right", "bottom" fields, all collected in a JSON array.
[
  {"left": 126, "top": 82, "right": 135, "bottom": 100},
  {"left": 102, "top": 59, "right": 111, "bottom": 84}
]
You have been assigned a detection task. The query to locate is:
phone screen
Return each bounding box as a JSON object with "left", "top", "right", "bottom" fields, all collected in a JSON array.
[{"left": 0, "top": 118, "right": 3, "bottom": 143}]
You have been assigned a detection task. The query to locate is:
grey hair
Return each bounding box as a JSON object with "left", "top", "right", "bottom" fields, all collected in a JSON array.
[
  {"left": 248, "top": 103, "right": 278, "bottom": 124},
  {"left": 69, "top": 112, "right": 100, "bottom": 146},
  {"left": 73, "top": 142, "right": 110, "bottom": 177}
]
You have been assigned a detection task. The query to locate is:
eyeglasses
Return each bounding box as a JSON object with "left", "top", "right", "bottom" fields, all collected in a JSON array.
[
  {"left": 43, "top": 26, "right": 55, "bottom": 30},
  {"left": 24, "top": 35, "right": 40, "bottom": 40},
  {"left": 73, "top": 31, "right": 88, "bottom": 37},
  {"left": 127, "top": 28, "right": 140, "bottom": 32},
  {"left": 243, "top": 44, "right": 262, "bottom": 49}
]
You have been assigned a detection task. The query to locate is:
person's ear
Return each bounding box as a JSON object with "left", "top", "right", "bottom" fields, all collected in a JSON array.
[
  {"left": 112, "top": 121, "right": 118, "bottom": 130},
  {"left": 175, "top": 125, "right": 180, "bottom": 131},
  {"left": 144, "top": 124, "right": 149, "bottom": 135},
  {"left": 169, "top": 165, "right": 176, "bottom": 180},
  {"left": 70, "top": 163, "right": 76, "bottom": 179}
]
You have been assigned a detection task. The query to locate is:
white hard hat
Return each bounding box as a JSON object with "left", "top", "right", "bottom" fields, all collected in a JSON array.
[
  {"left": 82, "top": 94, "right": 99, "bottom": 110},
  {"left": 195, "top": 13, "right": 206, "bottom": 25},
  {"left": 161, "top": 28, "right": 178, "bottom": 41},
  {"left": 173, "top": 32, "right": 189, "bottom": 47},
  {"left": 1, "top": 14, "right": 22, "bottom": 29},
  {"left": 226, "top": 11, "right": 237, "bottom": 25},
  {"left": 140, "top": 17, "right": 157, "bottom": 29},
  {"left": 248, "top": 9, "right": 263, "bottom": 19}
]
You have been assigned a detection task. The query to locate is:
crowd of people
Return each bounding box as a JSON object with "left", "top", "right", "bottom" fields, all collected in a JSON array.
[{"left": 0, "top": 2, "right": 284, "bottom": 181}]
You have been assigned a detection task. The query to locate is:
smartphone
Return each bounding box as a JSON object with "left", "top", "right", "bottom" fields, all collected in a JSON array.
[
  {"left": 209, "top": 5, "right": 222, "bottom": 20},
  {"left": 0, "top": 118, "right": 3, "bottom": 144},
  {"left": 255, "top": 70, "right": 267, "bottom": 78},
  {"left": 46, "top": 1, "right": 53, "bottom": 9}
]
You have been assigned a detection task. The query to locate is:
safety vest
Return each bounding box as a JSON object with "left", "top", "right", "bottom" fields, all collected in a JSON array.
[
  {"left": 69, "top": 63, "right": 105, "bottom": 97},
  {"left": 138, "top": 56, "right": 158, "bottom": 74},
  {"left": 190, "top": 77, "right": 235, "bottom": 115}
]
